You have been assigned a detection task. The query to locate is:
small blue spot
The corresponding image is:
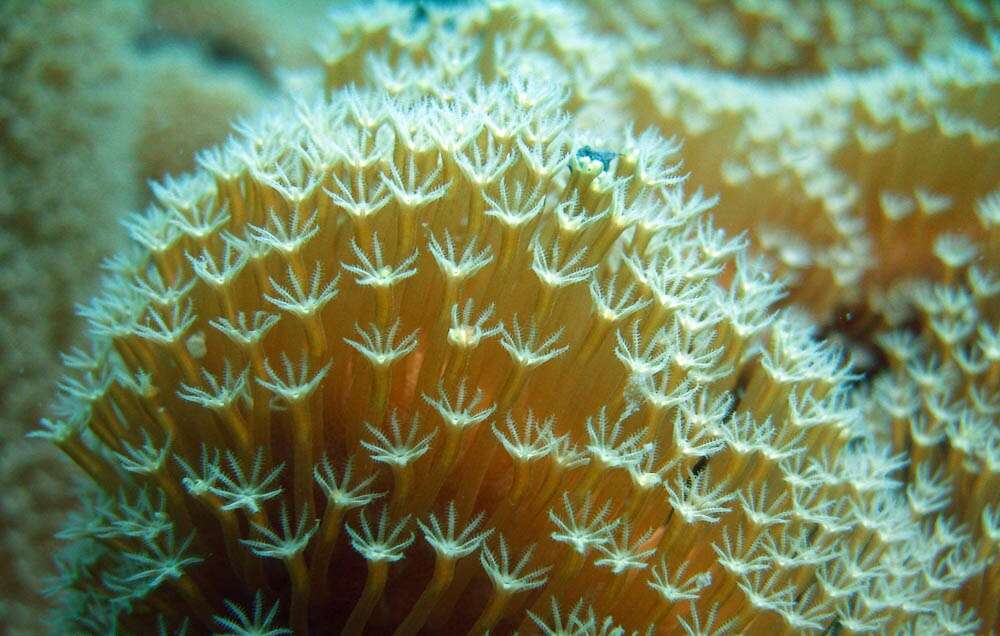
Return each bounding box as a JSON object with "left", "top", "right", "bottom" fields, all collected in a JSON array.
[{"left": 573, "top": 145, "right": 617, "bottom": 172}]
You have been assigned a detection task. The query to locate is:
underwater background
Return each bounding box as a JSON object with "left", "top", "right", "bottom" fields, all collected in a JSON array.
[{"left": 1, "top": 1, "right": 998, "bottom": 634}]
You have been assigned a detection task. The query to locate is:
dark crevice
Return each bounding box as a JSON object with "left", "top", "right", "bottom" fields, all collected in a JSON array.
[{"left": 134, "top": 29, "right": 273, "bottom": 88}]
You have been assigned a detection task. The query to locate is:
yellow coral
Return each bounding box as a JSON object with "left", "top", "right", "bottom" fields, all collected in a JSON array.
[{"left": 39, "top": 66, "right": 996, "bottom": 633}]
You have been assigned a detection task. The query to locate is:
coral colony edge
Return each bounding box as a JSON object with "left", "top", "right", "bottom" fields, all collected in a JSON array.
[{"left": 27, "top": 2, "right": 1000, "bottom": 635}]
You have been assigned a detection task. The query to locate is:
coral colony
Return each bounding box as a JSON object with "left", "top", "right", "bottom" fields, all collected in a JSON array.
[{"left": 26, "top": 1, "right": 1000, "bottom": 634}]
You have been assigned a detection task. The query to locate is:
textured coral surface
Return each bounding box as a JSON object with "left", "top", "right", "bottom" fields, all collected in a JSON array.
[{"left": 45, "top": 78, "right": 881, "bottom": 634}]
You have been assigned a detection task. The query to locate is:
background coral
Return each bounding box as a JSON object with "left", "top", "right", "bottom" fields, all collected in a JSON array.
[
  {"left": 861, "top": 198, "right": 1000, "bottom": 629},
  {"left": 584, "top": 0, "right": 998, "bottom": 75},
  {"left": 620, "top": 40, "right": 1000, "bottom": 317},
  {"left": 136, "top": 46, "right": 267, "bottom": 182},
  {"left": 147, "top": 0, "right": 332, "bottom": 75}
]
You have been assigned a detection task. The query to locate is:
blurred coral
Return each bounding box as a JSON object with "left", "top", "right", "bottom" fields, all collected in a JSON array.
[
  {"left": 148, "top": 0, "right": 332, "bottom": 75},
  {"left": 136, "top": 46, "right": 266, "bottom": 182},
  {"left": 584, "top": 0, "right": 998, "bottom": 75},
  {"left": 861, "top": 194, "right": 1000, "bottom": 629}
]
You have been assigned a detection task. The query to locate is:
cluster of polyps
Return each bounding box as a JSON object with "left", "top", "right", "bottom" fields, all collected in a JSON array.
[{"left": 38, "top": 74, "right": 987, "bottom": 635}]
